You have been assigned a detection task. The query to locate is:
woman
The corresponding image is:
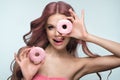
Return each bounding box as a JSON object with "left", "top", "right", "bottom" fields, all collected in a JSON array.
[{"left": 8, "top": 1, "right": 120, "bottom": 80}]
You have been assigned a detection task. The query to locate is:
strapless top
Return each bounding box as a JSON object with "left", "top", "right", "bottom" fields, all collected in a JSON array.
[{"left": 32, "top": 74, "right": 68, "bottom": 80}]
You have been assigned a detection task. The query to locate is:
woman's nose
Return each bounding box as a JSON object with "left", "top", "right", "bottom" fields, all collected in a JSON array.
[{"left": 55, "top": 30, "right": 62, "bottom": 36}]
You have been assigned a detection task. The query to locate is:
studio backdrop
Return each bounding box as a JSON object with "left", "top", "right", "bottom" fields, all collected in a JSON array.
[{"left": 0, "top": 0, "right": 120, "bottom": 80}]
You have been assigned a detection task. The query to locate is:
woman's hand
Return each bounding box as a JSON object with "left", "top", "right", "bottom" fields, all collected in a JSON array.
[
  {"left": 15, "top": 47, "right": 43, "bottom": 80},
  {"left": 67, "top": 9, "right": 89, "bottom": 41}
]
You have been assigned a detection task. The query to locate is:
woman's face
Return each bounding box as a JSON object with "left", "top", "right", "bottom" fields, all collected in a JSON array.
[{"left": 46, "top": 14, "right": 70, "bottom": 50}]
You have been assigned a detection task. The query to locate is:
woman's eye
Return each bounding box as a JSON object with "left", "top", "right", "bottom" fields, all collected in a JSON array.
[{"left": 47, "top": 26, "right": 54, "bottom": 30}]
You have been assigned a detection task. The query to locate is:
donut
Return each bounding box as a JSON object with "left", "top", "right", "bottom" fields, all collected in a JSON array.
[
  {"left": 29, "top": 47, "right": 46, "bottom": 64},
  {"left": 57, "top": 19, "right": 72, "bottom": 35}
]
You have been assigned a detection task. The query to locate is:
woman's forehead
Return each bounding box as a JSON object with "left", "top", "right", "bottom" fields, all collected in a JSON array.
[{"left": 47, "top": 14, "right": 67, "bottom": 24}]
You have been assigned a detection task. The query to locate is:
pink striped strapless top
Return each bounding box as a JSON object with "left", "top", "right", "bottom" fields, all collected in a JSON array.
[{"left": 32, "top": 74, "right": 68, "bottom": 80}]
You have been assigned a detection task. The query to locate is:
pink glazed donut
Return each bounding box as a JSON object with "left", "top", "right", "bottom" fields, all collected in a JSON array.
[
  {"left": 57, "top": 19, "right": 72, "bottom": 35},
  {"left": 29, "top": 47, "right": 46, "bottom": 64}
]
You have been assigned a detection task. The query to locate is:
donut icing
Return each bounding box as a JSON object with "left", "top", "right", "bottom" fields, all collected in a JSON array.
[
  {"left": 57, "top": 19, "right": 72, "bottom": 35},
  {"left": 29, "top": 47, "right": 46, "bottom": 64}
]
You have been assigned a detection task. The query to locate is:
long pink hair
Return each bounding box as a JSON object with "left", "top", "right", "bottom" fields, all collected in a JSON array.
[{"left": 8, "top": 1, "right": 101, "bottom": 80}]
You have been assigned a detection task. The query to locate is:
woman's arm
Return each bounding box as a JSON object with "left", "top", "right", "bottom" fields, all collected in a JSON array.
[
  {"left": 68, "top": 8, "right": 120, "bottom": 57},
  {"left": 86, "top": 34, "right": 120, "bottom": 57},
  {"left": 82, "top": 33, "right": 120, "bottom": 74},
  {"left": 68, "top": 9, "right": 120, "bottom": 78},
  {"left": 73, "top": 34, "right": 120, "bottom": 79}
]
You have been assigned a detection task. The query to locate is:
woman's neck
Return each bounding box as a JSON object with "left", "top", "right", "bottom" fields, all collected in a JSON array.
[{"left": 45, "top": 44, "right": 69, "bottom": 57}]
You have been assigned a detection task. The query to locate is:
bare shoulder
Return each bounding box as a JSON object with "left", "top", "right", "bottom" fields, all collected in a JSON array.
[{"left": 72, "top": 55, "right": 120, "bottom": 79}]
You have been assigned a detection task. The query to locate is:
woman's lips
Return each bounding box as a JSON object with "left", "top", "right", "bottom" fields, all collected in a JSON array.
[{"left": 53, "top": 37, "right": 64, "bottom": 45}]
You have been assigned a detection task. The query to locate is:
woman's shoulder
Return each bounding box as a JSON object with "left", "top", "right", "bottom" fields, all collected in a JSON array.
[{"left": 70, "top": 56, "right": 93, "bottom": 69}]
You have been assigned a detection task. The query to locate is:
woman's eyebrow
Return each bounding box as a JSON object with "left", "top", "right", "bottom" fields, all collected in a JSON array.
[
  {"left": 46, "top": 24, "right": 55, "bottom": 27},
  {"left": 46, "top": 23, "right": 52, "bottom": 26}
]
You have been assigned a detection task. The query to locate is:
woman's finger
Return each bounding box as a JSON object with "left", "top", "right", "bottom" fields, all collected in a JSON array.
[
  {"left": 67, "top": 17, "right": 74, "bottom": 22},
  {"left": 14, "top": 53, "right": 21, "bottom": 65},
  {"left": 69, "top": 8, "right": 74, "bottom": 18},
  {"left": 80, "top": 9, "right": 85, "bottom": 22},
  {"left": 25, "top": 48, "right": 31, "bottom": 58},
  {"left": 69, "top": 8, "right": 79, "bottom": 19},
  {"left": 19, "top": 48, "right": 31, "bottom": 59}
]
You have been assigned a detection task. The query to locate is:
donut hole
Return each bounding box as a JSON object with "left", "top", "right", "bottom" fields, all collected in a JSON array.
[
  {"left": 35, "top": 52, "right": 40, "bottom": 57},
  {"left": 62, "top": 24, "right": 67, "bottom": 29}
]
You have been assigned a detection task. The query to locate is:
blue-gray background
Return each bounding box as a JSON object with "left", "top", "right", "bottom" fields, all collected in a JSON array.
[{"left": 0, "top": 0, "right": 120, "bottom": 80}]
